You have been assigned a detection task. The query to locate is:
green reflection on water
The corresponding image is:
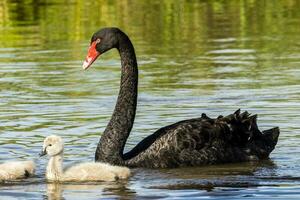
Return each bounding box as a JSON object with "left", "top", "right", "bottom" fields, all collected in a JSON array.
[{"left": 0, "top": 0, "right": 299, "bottom": 90}]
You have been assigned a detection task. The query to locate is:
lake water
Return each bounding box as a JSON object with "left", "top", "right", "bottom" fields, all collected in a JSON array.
[{"left": 0, "top": 0, "right": 300, "bottom": 199}]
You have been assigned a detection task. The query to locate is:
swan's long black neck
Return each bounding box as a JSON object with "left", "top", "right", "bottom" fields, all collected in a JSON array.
[{"left": 95, "top": 33, "right": 138, "bottom": 165}]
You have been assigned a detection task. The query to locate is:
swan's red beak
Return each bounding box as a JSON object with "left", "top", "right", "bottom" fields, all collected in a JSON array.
[{"left": 82, "top": 40, "right": 100, "bottom": 70}]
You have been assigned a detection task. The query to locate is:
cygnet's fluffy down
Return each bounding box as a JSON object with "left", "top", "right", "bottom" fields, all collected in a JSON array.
[
  {"left": 63, "top": 162, "right": 130, "bottom": 181},
  {"left": 0, "top": 160, "right": 35, "bottom": 181},
  {"left": 40, "top": 135, "right": 131, "bottom": 182}
]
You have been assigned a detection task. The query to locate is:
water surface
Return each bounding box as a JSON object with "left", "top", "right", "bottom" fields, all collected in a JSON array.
[{"left": 0, "top": 0, "right": 300, "bottom": 199}]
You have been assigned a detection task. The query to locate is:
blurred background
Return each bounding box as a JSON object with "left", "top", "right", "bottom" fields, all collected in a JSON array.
[{"left": 0, "top": 0, "right": 300, "bottom": 199}]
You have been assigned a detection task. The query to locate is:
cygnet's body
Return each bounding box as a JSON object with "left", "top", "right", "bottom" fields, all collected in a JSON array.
[
  {"left": 0, "top": 160, "right": 35, "bottom": 181},
  {"left": 40, "top": 135, "right": 130, "bottom": 182}
]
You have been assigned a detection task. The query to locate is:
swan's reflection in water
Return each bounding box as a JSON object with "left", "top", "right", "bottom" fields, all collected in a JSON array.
[
  {"left": 46, "top": 179, "right": 135, "bottom": 200},
  {"left": 158, "top": 160, "right": 277, "bottom": 179},
  {"left": 132, "top": 160, "right": 277, "bottom": 192}
]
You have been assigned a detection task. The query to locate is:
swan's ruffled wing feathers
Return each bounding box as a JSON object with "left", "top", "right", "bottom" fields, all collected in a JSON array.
[
  {"left": 216, "top": 109, "right": 260, "bottom": 146},
  {"left": 124, "top": 109, "right": 279, "bottom": 168},
  {"left": 217, "top": 109, "right": 279, "bottom": 158}
]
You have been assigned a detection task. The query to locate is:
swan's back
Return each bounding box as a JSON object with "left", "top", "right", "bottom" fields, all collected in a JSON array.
[
  {"left": 123, "top": 109, "right": 279, "bottom": 168},
  {"left": 0, "top": 161, "right": 35, "bottom": 181},
  {"left": 63, "top": 162, "right": 130, "bottom": 181}
]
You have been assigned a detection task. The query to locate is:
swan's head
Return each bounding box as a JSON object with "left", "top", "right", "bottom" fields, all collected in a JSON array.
[
  {"left": 40, "top": 135, "right": 64, "bottom": 157},
  {"left": 83, "top": 27, "right": 124, "bottom": 70}
]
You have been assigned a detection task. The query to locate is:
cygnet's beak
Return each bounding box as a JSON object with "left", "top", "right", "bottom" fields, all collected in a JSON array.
[{"left": 39, "top": 149, "right": 47, "bottom": 157}]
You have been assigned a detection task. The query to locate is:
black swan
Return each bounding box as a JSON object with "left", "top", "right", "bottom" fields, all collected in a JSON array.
[{"left": 82, "top": 27, "right": 280, "bottom": 168}]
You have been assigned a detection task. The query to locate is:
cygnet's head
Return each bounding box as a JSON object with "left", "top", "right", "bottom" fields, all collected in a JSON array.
[{"left": 40, "top": 135, "right": 64, "bottom": 157}]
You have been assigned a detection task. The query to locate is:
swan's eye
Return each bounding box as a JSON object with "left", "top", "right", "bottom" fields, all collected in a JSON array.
[{"left": 49, "top": 144, "right": 52, "bottom": 147}]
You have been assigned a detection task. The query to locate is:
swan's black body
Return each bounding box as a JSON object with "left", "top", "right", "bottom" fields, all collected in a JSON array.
[{"left": 84, "top": 28, "right": 280, "bottom": 168}]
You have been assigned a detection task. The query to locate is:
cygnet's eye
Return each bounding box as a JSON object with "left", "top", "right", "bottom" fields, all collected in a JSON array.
[{"left": 49, "top": 144, "right": 52, "bottom": 147}]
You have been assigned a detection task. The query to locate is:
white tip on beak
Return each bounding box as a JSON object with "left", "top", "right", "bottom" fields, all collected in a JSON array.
[{"left": 83, "top": 57, "right": 93, "bottom": 70}]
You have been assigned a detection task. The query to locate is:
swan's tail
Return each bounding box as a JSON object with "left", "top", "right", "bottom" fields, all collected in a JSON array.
[{"left": 218, "top": 109, "right": 280, "bottom": 159}]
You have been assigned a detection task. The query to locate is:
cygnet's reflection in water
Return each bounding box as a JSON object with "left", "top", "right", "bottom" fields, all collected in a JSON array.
[
  {"left": 45, "top": 179, "right": 135, "bottom": 200},
  {"left": 46, "top": 183, "right": 62, "bottom": 200}
]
